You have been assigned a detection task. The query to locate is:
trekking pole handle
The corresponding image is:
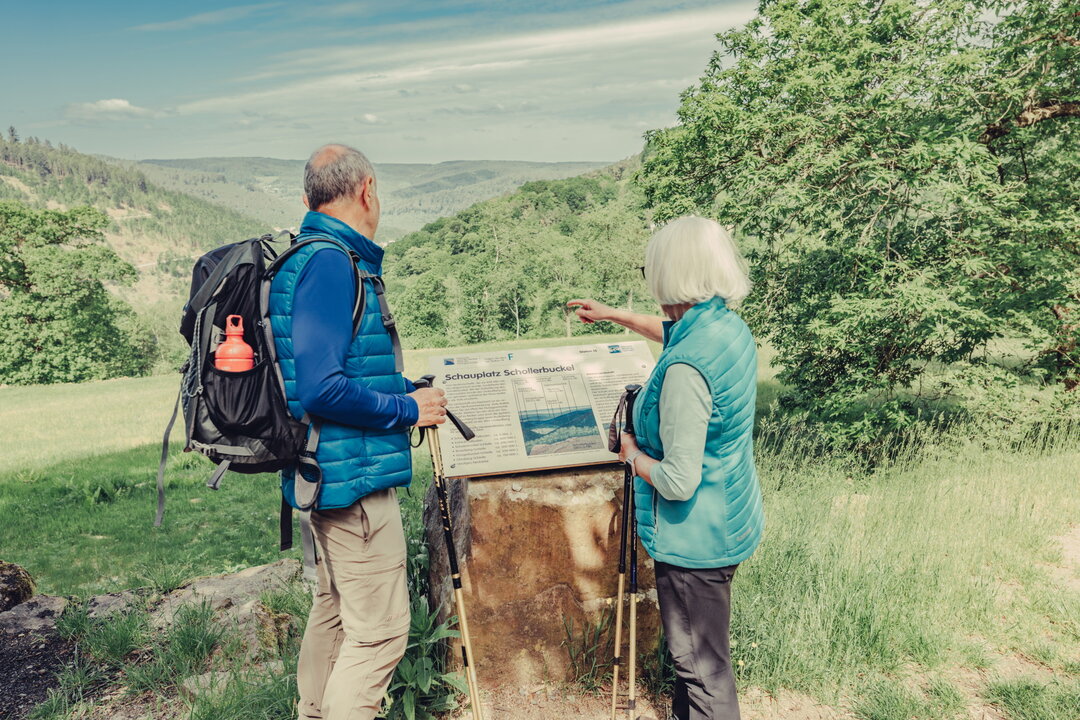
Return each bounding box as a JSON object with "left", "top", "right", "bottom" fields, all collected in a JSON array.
[
  {"left": 412, "top": 375, "right": 475, "bottom": 441},
  {"left": 623, "top": 384, "right": 642, "bottom": 436}
]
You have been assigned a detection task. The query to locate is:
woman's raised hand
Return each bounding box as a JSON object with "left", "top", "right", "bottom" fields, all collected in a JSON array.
[{"left": 567, "top": 298, "right": 614, "bottom": 324}]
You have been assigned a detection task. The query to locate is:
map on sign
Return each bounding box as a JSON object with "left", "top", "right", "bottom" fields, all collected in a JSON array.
[
  {"left": 429, "top": 342, "right": 656, "bottom": 478},
  {"left": 514, "top": 374, "right": 601, "bottom": 456}
]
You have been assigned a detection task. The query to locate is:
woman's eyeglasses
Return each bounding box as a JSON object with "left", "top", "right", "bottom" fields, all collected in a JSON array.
[{"left": 636, "top": 265, "right": 646, "bottom": 279}]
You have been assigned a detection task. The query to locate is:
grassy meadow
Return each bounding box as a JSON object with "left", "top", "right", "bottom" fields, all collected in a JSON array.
[
  {"left": 1, "top": 336, "right": 1077, "bottom": 720},
  {"left": 0, "top": 334, "right": 660, "bottom": 592}
]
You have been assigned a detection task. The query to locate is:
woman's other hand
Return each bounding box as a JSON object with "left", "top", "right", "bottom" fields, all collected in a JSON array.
[
  {"left": 567, "top": 298, "right": 614, "bottom": 324},
  {"left": 619, "top": 432, "right": 658, "bottom": 484}
]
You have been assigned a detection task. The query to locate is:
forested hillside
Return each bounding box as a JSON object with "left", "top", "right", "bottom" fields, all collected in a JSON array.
[
  {"left": 1, "top": 138, "right": 265, "bottom": 255},
  {"left": 138, "top": 157, "right": 608, "bottom": 241},
  {"left": 638, "top": 0, "right": 1079, "bottom": 443},
  {"left": 0, "top": 136, "right": 270, "bottom": 377},
  {"left": 0, "top": 137, "right": 267, "bottom": 301},
  {"left": 385, "top": 158, "right": 651, "bottom": 347}
]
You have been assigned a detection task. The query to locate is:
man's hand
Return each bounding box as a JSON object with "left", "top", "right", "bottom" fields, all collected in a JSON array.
[
  {"left": 567, "top": 298, "right": 615, "bottom": 325},
  {"left": 409, "top": 387, "right": 447, "bottom": 427}
]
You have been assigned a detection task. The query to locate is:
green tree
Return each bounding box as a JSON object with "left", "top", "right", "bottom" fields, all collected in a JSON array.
[
  {"left": 0, "top": 201, "right": 152, "bottom": 384},
  {"left": 639, "top": 0, "right": 1079, "bottom": 440},
  {"left": 385, "top": 167, "right": 650, "bottom": 346},
  {"left": 393, "top": 273, "right": 451, "bottom": 349}
]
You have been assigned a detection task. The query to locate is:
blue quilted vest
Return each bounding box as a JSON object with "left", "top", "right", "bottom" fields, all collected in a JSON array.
[
  {"left": 267, "top": 216, "right": 412, "bottom": 510},
  {"left": 632, "top": 296, "right": 764, "bottom": 568}
]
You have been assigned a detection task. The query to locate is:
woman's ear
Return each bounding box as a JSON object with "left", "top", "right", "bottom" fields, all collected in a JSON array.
[{"left": 302, "top": 194, "right": 310, "bottom": 210}]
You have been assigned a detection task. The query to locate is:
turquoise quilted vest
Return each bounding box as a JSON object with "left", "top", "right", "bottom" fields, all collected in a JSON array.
[
  {"left": 632, "top": 296, "right": 764, "bottom": 568},
  {"left": 267, "top": 228, "right": 412, "bottom": 511}
]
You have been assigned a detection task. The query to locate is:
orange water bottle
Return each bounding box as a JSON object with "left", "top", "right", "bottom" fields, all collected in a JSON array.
[{"left": 216, "top": 315, "right": 254, "bottom": 371}]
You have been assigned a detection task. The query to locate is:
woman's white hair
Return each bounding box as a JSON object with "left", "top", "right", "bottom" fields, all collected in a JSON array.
[{"left": 644, "top": 215, "right": 752, "bottom": 309}]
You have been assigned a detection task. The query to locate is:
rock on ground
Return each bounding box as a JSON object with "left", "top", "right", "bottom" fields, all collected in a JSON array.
[
  {"left": 86, "top": 590, "right": 137, "bottom": 619},
  {"left": 151, "top": 558, "right": 301, "bottom": 627},
  {"left": 0, "top": 561, "right": 35, "bottom": 612},
  {"left": 152, "top": 558, "right": 301, "bottom": 661},
  {"left": 0, "top": 595, "right": 68, "bottom": 635}
]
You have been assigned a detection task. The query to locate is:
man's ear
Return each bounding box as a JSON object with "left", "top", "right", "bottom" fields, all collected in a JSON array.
[
  {"left": 359, "top": 175, "right": 376, "bottom": 209},
  {"left": 302, "top": 194, "right": 310, "bottom": 210}
]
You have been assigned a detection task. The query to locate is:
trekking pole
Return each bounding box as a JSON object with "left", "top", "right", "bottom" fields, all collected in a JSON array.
[
  {"left": 628, "top": 471, "right": 640, "bottom": 720},
  {"left": 608, "top": 384, "right": 642, "bottom": 720},
  {"left": 414, "top": 376, "right": 484, "bottom": 720},
  {"left": 610, "top": 454, "right": 631, "bottom": 720}
]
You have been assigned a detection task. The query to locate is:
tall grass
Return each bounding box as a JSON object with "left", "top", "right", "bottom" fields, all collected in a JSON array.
[
  {"left": 852, "top": 677, "right": 967, "bottom": 720},
  {"left": 730, "top": 425, "right": 1080, "bottom": 697}
]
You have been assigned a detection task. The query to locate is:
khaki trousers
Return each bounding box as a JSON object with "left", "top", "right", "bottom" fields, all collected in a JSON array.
[{"left": 297, "top": 488, "right": 411, "bottom": 720}]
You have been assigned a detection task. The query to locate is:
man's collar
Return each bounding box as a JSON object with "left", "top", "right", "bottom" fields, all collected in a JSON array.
[{"left": 298, "top": 211, "right": 384, "bottom": 268}]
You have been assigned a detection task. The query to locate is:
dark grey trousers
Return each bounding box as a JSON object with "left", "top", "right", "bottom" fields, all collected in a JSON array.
[{"left": 654, "top": 561, "right": 740, "bottom": 720}]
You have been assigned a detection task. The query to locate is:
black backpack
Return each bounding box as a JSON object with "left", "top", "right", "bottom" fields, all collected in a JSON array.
[{"left": 154, "top": 231, "right": 400, "bottom": 572}]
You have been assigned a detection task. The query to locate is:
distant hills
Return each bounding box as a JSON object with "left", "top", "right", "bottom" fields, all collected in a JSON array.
[
  {"left": 0, "top": 136, "right": 615, "bottom": 369},
  {"left": 137, "top": 157, "right": 608, "bottom": 241}
]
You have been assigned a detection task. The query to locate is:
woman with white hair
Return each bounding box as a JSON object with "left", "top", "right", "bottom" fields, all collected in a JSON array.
[{"left": 568, "top": 215, "right": 764, "bottom": 720}]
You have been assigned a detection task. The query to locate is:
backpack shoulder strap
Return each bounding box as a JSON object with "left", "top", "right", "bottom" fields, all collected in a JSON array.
[
  {"left": 265, "top": 236, "right": 366, "bottom": 333},
  {"left": 153, "top": 384, "right": 183, "bottom": 527},
  {"left": 356, "top": 270, "right": 404, "bottom": 373}
]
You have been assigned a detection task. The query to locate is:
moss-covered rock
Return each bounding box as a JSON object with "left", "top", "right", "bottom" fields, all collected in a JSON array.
[{"left": 0, "top": 560, "right": 35, "bottom": 612}]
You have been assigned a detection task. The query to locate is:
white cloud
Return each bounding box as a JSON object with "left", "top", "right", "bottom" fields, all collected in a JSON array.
[
  {"left": 59, "top": 2, "right": 756, "bottom": 162},
  {"left": 131, "top": 3, "right": 281, "bottom": 32},
  {"left": 246, "top": 4, "right": 752, "bottom": 83},
  {"left": 180, "top": 4, "right": 753, "bottom": 117},
  {"left": 64, "top": 98, "right": 161, "bottom": 122}
]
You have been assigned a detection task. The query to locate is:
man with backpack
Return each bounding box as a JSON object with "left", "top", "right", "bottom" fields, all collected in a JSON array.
[{"left": 268, "top": 144, "right": 448, "bottom": 720}]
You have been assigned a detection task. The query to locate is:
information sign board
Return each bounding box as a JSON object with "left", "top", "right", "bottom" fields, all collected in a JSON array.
[{"left": 428, "top": 341, "right": 656, "bottom": 478}]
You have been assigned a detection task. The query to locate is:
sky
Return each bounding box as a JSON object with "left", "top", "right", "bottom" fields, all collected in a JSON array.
[{"left": 1, "top": 1, "right": 755, "bottom": 163}]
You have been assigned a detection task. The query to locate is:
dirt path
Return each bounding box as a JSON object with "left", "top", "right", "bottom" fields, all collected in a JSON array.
[
  {"left": 462, "top": 685, "right": 854, "bottom": 720},
  {"left": 474, "top": 687, "right": 663, "bottom": 720}
]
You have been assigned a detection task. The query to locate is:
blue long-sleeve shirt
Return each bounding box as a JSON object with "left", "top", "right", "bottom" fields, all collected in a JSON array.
[{"left": 290, "top": 211, "right": 418, "bottom": 430}]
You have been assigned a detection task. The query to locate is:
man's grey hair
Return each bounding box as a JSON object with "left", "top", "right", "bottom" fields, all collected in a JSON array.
[{"left": 304, "top": 143, "right": 375, "bottom": 210}]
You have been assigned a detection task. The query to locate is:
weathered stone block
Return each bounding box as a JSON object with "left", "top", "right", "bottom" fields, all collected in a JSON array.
[
  {"left": 152, "top": 558, "right": 300, "bottom": 628},
  {"left": 0, "top": 595, "right": 67, "bottom": 634},
  {"left": 424, "top": 465, "right": 660, "bottom": 687},
  {"left": 86, "top": 590, "right": 137, "bottom": 619}
]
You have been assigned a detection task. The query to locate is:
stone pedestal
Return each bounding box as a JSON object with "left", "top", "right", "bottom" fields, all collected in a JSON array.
[{"left": 423, "top": 465, "right": 661, "bottom": 688}]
